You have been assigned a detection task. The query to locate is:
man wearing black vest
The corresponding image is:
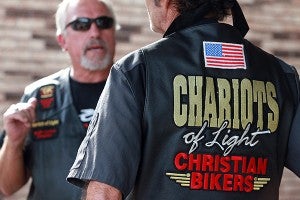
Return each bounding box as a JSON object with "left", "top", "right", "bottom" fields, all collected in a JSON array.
[
  {"left": 67, "top": 0, "right": 300, "bottom": 199},
  {"left": 0, "top": 0, "right": 117, "bottom": 199}
]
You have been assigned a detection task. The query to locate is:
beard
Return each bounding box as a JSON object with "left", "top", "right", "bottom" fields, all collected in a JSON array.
[
  {"left": 81, "top": 39, "right": 113, "bottom": 71},
  {"left": 81, "top": 52, "right": 112, "bottom": 71}
]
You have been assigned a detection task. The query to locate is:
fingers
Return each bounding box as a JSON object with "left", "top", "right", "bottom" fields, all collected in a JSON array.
[
  {"left": 28, "top": 97, "right": 37, "bottom": 109},
  {"left": 5, "top": 107, "right": 32, "bottom": 128},
  {"left": 4, "top": 98, "right": 37, "bottom": 128},
  {"left": 27, "top": 97, "right": 37, "bottom": 124}
]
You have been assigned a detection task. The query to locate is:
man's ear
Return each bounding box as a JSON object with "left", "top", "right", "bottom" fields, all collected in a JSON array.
[
  {"left": 158, "top": 0, "right": 178, "bottom": 20},
  {"left": 159, "top": 0, "right": 171, "bottom": 10},
  {"left": 161, "top": 0, "right": 179, "bottom": 23},
  {"left": 56, "top": 34, "right": 67, "bottom": 51}
]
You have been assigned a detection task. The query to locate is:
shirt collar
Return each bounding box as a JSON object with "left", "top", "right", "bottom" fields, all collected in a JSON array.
[
  {"left": 163, "top": 0, "right": 249, "bottom": 38},
  {"left": 163, "top": 3, "right": 214, "bottom": 37}
]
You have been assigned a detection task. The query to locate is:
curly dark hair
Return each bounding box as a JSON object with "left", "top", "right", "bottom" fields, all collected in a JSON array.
[{"left": 173, "top": 0, "right": 235, "bottom": 20}]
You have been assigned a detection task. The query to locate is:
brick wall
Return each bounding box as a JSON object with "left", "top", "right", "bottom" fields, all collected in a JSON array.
[{"left": 0, "top": 0, "right": 300, "bottom": 199}]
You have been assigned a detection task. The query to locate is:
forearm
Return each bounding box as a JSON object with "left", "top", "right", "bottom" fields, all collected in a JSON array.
[
  {"left": 85, "top": 181, "right": 122, "bottom": 200},
  {"left": 0, "top": 137, "right": 28, "bottom": 196}
]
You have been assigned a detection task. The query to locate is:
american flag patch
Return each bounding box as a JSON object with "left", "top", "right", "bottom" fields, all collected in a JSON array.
[{"left": 203, "top": 41, "right": 246, "bottom": 69}]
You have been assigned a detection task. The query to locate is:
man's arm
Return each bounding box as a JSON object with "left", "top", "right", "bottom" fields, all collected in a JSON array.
[
  {"left": 286, "top": 104, "right": 300, "bottom": 177},
  {"left": 85, "top": 181, "right": 122, "bottom": 200},
  {"left": 0, "top": 136, "right": 29, "bottom": 195},
  {"left": 0, "top": 98, "right": 37, "bottom": 195}
]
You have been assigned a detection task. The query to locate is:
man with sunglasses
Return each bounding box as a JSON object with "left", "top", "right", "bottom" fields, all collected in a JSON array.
[
  {"left": 67, "top": 0, "right": 300, "bottom": 199},
  {"left": 0, "top": 0, "right": 117, "bottom": 199}
]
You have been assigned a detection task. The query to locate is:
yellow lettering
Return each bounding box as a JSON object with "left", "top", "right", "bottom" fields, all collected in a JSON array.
[
  {"left": 240, "top": 79, "right": 253, "bottom": 129},
  {"left": 232, "top": 79, "right": 240, "bottom": 129},
  {"left": 174, "top": 75, "right": 188, "bottom": 127},
  {"left": 188, "top": 76, "right": 203, "bottom": 126},
  {"left": 217, "top": 78, "right": 231, "bottom": 127},
  {"left": 266, "top": 82, "right": 279, "bottom": 132},
  {"left": 253, "top": 81, "right": 267, "bottom": 130},
  {"left": 204, "top": 77, "right": 217, "bottom": 127}
]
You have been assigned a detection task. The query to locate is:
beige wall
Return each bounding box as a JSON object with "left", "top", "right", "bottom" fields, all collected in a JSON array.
[{"left": 0, "top": 0, "right": 300, "bottom": 199}]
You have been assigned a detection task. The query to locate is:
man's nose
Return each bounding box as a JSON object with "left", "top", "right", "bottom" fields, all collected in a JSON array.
[{"left": 89, "top": 22, "right": 102, "bottom": 37}]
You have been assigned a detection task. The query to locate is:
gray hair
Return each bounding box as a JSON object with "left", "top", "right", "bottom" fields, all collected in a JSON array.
[{"left": 55, "top": 0, "right": 118, "bottom": 36}]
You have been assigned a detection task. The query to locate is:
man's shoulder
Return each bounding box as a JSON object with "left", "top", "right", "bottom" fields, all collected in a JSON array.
[
  {"left": 24, "top": 68, "right": 70, "bottom": 95},
  {"left": 114, "top": 48, "right": 145, "bottom": 73},
  {"left": 245, "top": 39, "right": 297, "bottom": 74},
  {"left": 114, "top": 39, "right": 165, "bottom": 72}
]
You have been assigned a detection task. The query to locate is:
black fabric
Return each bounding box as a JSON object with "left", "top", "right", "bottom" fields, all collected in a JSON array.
[
  {"left": 164, "top": 0, "right": 249, "bottom": 37},
  {"left": 69, "top": 78, "right": 106, "bottom": 130},
  {"left": 23, "top": 69, "right": 86, "bottom": 200},
  {"left": 231, "top": 0, "right": 249, "bottom": 37},
  {"left": 0, "top": 130, "right": 5, "bottom": 147},
  {"left": 1, "top": 68, "right": 104, "bottom": 200},
  {"left": 67, "top": 8, "right": 299, "bottom": 200},
  {"left": 287, "top": 105, "right": 300, "bottom": 177},
  {"left": 164, "top": 3, "right": 213, "bottom": 37},
  {"left": 70, "top": 78, "right": 105, "bottom": 114}
]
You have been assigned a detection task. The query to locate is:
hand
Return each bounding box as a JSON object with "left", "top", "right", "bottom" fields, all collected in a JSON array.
[
  {"left": 3, "top": 98, "right": 37, "bottom": 147},
  {"left": 86, "top": 181, "right": 122, "bottom": 200}
]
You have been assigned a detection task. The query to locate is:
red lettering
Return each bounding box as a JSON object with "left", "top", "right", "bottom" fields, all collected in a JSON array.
[
  {"left": 188, "top": 172, "right": 254, "bottom": 192},
  {"left": 174, "top": 153, "right": 188, "bottom": 170},
  {"left": 33, "top": 129, "right": 56, "bottom": 139},
  {"left": 233, "top": 174, "right": 244, "bottom": 191},
  {"left": 202, "top": 154, "right": 214, "bottom": 172},
  {"left": 247, "top": 157, "right": 257, "bottom": 174},
  {"left": 231, "top": 156, "right": 242, "bottom": 173},
  {"left": 214, "top": 155, "right": 220, "bottom": 171},
  {"left": 257, "top": 158, "right": 268, "bottom": 175},
  {"left": 244, "top": 175, "right": 254, "bottom": 192},
  {"left": 172, "top": 153, "right": 267, "bottom": 193},
  {"left": 220, "top": 156, "right": 230, "bottom": 173},
  {"left": 203, "top": 173, "right": 209, "bottom": 190},
  {"left": 191, "top": 172, "right": 203, "bottom": 189},
  {"left": 242, "top": 156, "right": 247, "bottom": 173},
  {"left": 223, "top": 174, "right": 233, "bottom": 191},
  {"left": 209, "top": 173, "right": 222, "bottom": 190},
  {"left": 189, "top": 154, "right": 202, "bottom": 171}
]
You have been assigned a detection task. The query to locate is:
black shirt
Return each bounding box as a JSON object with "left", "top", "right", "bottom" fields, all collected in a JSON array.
[{"left": 70, "top": 78, "right": 105, "bottom": 128}]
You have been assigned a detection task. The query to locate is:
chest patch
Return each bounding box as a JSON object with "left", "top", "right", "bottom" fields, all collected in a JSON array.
[
  {"left": 38, "top": 84, "right": 56, "bottom": 110},
  {"left": 31, "top": 119, "right": 60, "bottom": 140}
]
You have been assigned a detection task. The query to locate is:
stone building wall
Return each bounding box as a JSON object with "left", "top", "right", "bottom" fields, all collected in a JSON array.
[{"left": 0, "top": 0, "right": 300, "bottom": 199}]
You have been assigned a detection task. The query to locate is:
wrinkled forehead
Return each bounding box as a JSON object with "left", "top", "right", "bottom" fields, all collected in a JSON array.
[{"left": 67, "top": 0, "right": 112, "bottom": 21}]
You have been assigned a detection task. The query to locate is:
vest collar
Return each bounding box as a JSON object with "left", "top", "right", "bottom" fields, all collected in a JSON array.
[{"left": 163, "top": 0, "right": 249, "bottom": 38}]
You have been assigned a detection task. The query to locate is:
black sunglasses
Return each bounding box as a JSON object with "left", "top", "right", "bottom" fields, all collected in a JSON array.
[{"left": 65, "top": 16, "right": 114, "bottom": 31}]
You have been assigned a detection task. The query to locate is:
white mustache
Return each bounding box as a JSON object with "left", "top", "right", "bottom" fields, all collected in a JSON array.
[{"left": 84, "top": 39, "right": 107, "bottom": 54}]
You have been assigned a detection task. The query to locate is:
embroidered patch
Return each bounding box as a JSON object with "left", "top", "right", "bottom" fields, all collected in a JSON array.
[
  {"left": 166, "top": 153, "right": 271, "bottom": 192},
  {"left": 31, "top": 119, "right": 60, "bottom": 140},
  {"left": 203, "top": 41, "right": 246, "bottom": 69},
  {"left": 38, "top": 85, "right": 56, "bottom": 109},
  {"left": 79, "top": 108, "right": 95, "bottom": 129}
]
